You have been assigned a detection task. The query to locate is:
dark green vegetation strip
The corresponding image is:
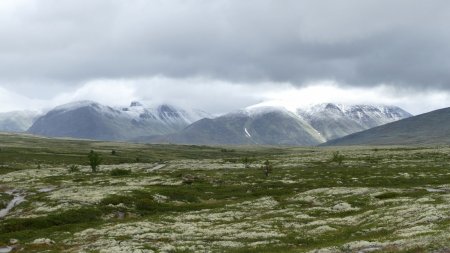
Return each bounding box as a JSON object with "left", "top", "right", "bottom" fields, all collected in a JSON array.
[{"left": 0, "top": 208, "right": 101, "bottom": 234}]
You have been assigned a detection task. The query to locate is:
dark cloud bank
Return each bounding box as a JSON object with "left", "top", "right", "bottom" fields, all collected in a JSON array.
[{"left": 0, "top": 0, "right": 449, "bottom": 92}]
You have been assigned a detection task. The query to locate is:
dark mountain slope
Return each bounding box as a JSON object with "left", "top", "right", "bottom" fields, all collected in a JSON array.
[{"left": 324, "top": 107, "right": 450, "bottom": 146}]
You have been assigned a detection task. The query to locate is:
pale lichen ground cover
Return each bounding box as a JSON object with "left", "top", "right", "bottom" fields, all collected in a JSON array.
[{"left": 1, "top": 146, "right": 450, "bottom": 252}]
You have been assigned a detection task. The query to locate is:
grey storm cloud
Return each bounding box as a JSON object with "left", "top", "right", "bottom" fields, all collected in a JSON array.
[{"left": 1, "top": 0, "right": 450, "bottom": 89}]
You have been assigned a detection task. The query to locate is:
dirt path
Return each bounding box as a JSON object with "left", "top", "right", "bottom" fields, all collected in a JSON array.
[
  {"left": 0, "top": 191, "right": 25, "bottom": 219},
  {"left": 146, "top": 164, "right": 166, "bottom": 173}
]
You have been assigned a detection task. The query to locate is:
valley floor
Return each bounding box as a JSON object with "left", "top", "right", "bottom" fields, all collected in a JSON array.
[{"left": 1, "top": 134, "right": 450, "bottom": 252}]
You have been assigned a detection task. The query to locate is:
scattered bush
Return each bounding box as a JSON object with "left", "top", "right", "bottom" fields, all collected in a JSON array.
[
  {"left": 182, "top": 175, "right": 195, "bottom": 185},
  {"left": 263, "top": 160, "right": 273, "bottom": 177},
  {"left": 366, "top": 155, "right": 380, "bottom": 164},
  {"left": 222, "top": 158, "right": 240, "bottom": 163},
  {"left": 220, "top": 148, "right": 235, "bottom": 153},
  {"left": 88, "top": 150, "right": 103, "bottom": 173},
  {"left": 330, "top": 151, "right": 345, "bottom": 166},
  {"left": 110, "top": 168, "right": 131, "bottom": 176},
  {"left": 242, "top": 156, "right": 254, "bottom": 168},
  {"left": 375, "top": 192, "right": 401, "bottom": 200},
  {"left": 135, "top": 198, "right": 159, "bottom": 212},
  {"left": 68, "top": 164, "right": 80, "bottom": 173},
  {"left": 181, "top": 174, "right": 205, "bottom": 185}
]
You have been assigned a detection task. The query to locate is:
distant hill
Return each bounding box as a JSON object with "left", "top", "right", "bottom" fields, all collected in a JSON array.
[{"left": 324, "top": 107, "right": 450, "bottom": 146}]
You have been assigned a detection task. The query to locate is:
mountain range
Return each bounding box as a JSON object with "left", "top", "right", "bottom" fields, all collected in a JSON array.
[
  {"left": 147, "top": 103, "right": 411, "bottom": 145},
  {"left": 0, "top": 100, "right": 413, "bottom": 145}
]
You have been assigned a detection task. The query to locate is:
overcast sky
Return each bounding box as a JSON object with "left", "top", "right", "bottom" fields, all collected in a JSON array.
[{"left": 1, "top": 0, "right": 450, "bottom": 114}]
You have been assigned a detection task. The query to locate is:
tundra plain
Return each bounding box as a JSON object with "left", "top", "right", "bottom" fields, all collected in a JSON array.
[{"left": 1, "top": 133, "right": 450, "bottom": 252}]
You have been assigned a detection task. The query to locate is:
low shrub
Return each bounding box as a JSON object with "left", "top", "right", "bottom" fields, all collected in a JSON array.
[
  {"left": 0, "top": 208, "right": 102, "bottom": 233},
  {"left": 68, "top": 164, "right": 80, "bottom": 173},
  {"left": 375, "top": 192, "right": 401, "bottom": 199},
  {"left": 110, "top": 168, "right": 131, "bottom": 176}
]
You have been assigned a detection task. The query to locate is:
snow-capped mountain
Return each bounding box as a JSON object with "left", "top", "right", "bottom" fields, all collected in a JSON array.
[
  {"left": 0, "top": 111, "right": 41, "bottom": 132},
  {"left": 28, "top": 101, "right": 211, "bottom": 141},
  {"left": 297, "top": 103, "right": 412, "bottom": 140},
  {"left": 146, "top": 106, "right": 325, "bottom": 145},
  {"left": 25, "top": 99, "right": 411, "bottom": 144},
  {"left": 145, "top": 102, "right": 411, "bottom": 145}
]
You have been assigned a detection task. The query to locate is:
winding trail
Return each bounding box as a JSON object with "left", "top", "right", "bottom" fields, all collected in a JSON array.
[
  {"left": 146, "top": 164, "right": 166, "bottom": 173},
  {"left": 0, "top": 191, "right": 25, "bottom": 219}
]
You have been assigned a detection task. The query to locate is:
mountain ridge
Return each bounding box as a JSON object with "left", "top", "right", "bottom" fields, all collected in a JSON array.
[{"left": 323, "top": 107, "right": 450, "bottom": 146}]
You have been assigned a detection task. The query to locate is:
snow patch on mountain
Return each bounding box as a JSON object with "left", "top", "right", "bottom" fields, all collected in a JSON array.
[
  {"left": 53, "top": 100, "right": 101, "bottom": 112},
  {"left": 244, "top": 128, "right": 251, "bottom": 138},
  {"left": 243, "top": 104, "right": 291, "bottom": 117}
]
